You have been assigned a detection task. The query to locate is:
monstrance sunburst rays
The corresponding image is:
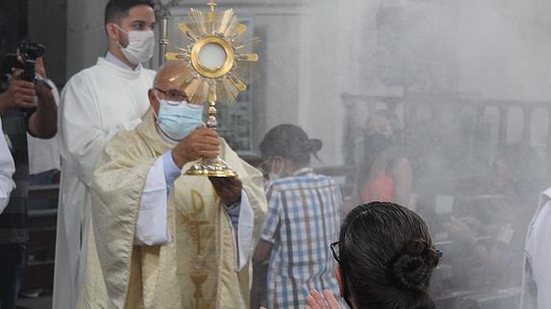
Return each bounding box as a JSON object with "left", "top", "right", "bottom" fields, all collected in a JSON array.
[
  {"left": 164, "top": 0, "right": 259, "bottom": 177},
  {"left": 165, "top": 1, "right": 259, "bottom": 106}
]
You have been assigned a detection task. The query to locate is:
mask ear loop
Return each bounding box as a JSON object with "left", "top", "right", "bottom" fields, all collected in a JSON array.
[
  {"left": 152, "top": 90, "right": 175, "bottom": 141},
  {"left": 151, "top": 89, "right": 162, "bottom": 120},
  {"left": 152, "top": 106, "right": 159, "bottom": 120},
  {"left": 153, "top": 105, "right": 179, "bottom": 143},
  {"left": 269, "top": 160, "right": 277, "bottom": 176},
  {"left": 272, "top": 157, "right": 285, "bottom": 176},
  {"left": 112, "top": 24, "right": 128, "bottom": 49}
]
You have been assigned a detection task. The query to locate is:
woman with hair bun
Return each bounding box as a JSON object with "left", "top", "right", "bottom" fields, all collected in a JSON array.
[{"left": 306, "top": 201, "right": 440, "bottom": 309}]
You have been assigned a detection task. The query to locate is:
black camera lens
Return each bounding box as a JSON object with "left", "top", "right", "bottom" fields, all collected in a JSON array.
[
  {"left": 18, "top": 41, "right": 46, "bottom": 82},
  {"left": 20, "top": 41, "right": 45, "bottom": 60}
]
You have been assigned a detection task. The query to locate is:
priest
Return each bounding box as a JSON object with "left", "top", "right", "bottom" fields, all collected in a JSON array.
[{"left": 81, "top": 60, "right": 267, "bottom": 308}]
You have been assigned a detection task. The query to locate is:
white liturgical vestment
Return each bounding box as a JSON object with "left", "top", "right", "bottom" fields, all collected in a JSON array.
[
  {"left": 136, "top": 151, "right": 255, "bottom": 271},
  {"left": 79, "top": 110, "right": 267, "bottom": 308},
  {"left": 53, "top": 56, "right": 155, "bottom": 309}
]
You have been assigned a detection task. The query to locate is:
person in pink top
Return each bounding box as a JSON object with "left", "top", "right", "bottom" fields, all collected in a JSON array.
[{"left": 358, "top": 110, "right": 412, "bottom": 206}]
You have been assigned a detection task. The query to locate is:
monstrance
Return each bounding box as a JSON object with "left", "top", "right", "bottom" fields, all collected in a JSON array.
[{"left": 165, "top": 0, "right": 259, "bottom": 177}]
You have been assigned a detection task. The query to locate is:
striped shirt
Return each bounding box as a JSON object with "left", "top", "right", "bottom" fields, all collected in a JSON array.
[{"left": 261, "top": 168, "right": 342, "bottom": 309}]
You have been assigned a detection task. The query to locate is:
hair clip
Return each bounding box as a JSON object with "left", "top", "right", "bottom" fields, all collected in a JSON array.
[{"left": 436, "top": 249, "right": 444, "bottom": 258}]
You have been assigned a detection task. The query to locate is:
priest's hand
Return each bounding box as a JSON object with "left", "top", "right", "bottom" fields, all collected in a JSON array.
[
  {"left": 171, "top": 128, "right": 220, "bottom": 168},
  {"left": 209, "top": 176, "right": 242, "bottom": 206}
]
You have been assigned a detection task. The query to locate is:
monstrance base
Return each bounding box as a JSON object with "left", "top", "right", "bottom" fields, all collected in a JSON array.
[{"left": 184, "top": 157, "right": 237, "bottom": 177}]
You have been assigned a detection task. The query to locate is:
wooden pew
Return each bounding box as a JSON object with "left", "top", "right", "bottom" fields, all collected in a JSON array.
[{"left": 22, "top": 184, "right": 59, "bottom": 291}]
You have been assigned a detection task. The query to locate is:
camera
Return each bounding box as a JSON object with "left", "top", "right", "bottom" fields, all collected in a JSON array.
[
  {"left": 0, "top": 40, "right": 45, "bottom": 82},
  {"left": 19, "top": 41, "right": 46, "bottom": 82}
]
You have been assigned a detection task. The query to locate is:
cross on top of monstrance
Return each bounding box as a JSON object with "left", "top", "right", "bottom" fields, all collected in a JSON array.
[{"left": 164, "top": 0, "right": 260, "bottom": 177}]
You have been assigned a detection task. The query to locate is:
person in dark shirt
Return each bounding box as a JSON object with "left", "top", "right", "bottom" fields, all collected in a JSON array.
[{"left": 0, "top": 55, "right": 57, "bottom": 309}]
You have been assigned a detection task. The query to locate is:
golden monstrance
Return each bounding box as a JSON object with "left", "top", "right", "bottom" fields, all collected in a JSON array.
[{"left": 164, "top": 1, "right": 259, "bottom": 177}]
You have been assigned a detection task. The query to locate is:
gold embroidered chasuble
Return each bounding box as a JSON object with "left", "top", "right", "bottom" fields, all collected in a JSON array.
[{"left": 83, "top": 111, "right": 267, "bottom": 308}]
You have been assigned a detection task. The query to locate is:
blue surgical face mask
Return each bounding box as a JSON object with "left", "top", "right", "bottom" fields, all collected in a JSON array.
[{"left": 156, "top": 98, "right": 204, "bottom": 141}]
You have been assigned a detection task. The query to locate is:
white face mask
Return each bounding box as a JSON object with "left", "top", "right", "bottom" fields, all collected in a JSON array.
[
  {"left": 268, "top": 172, "right": 281, "bottom": 182},
  {"left": 115, "top": 25, "right": 155, "bottom": 65},
  {"left": 268, "top": 158, "right": 284, "bottom": 181}
]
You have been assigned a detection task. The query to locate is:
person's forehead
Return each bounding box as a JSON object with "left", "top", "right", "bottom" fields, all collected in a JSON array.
[{"left": 122, "top": 5, "right": 156, "bottom": 23}]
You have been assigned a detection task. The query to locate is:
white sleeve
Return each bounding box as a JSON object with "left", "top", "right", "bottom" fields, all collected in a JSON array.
[
  {"left": 27, "top": 78, "right": 61, "bottom": 175},
  {"left": 43, "top": 77, "right": 60, "bottom": 105},
  {"left": 233, "top": 190, "right": 254, "bottom": 271},
  {"left": 530, "top": 200, "right": 551, "bottom": 309},
  {"left": 0, "top": 124, "right": 15, "bottom": 214},
  {"left": 60, "top": 76, "right": 141, "bottom": 187},
  {"left": 134, "top": 156, "right": 171, "bottom": 246}
]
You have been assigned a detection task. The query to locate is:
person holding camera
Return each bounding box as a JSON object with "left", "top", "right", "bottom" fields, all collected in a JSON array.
[
  {"left": 0, "top": 52, "right": 58, "bottom": 309},
  {"left": 53, "top": 1, "right": 157, "bottom": 308}
]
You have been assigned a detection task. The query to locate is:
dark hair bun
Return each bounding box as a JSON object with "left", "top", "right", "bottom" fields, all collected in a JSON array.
[{"left": 388, "top": 239, "right": 439, "bottom": 292}]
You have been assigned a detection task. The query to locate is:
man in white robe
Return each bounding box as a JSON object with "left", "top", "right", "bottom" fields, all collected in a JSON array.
[
  {"left": 53, "top": 1, "right": 157, "bottom": 308},
  {"left": 521, "top": 187, "right": 551, "bottom": 309},
  {"left": 81, "top": 60, "right": 267, "bottom": 308}
]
